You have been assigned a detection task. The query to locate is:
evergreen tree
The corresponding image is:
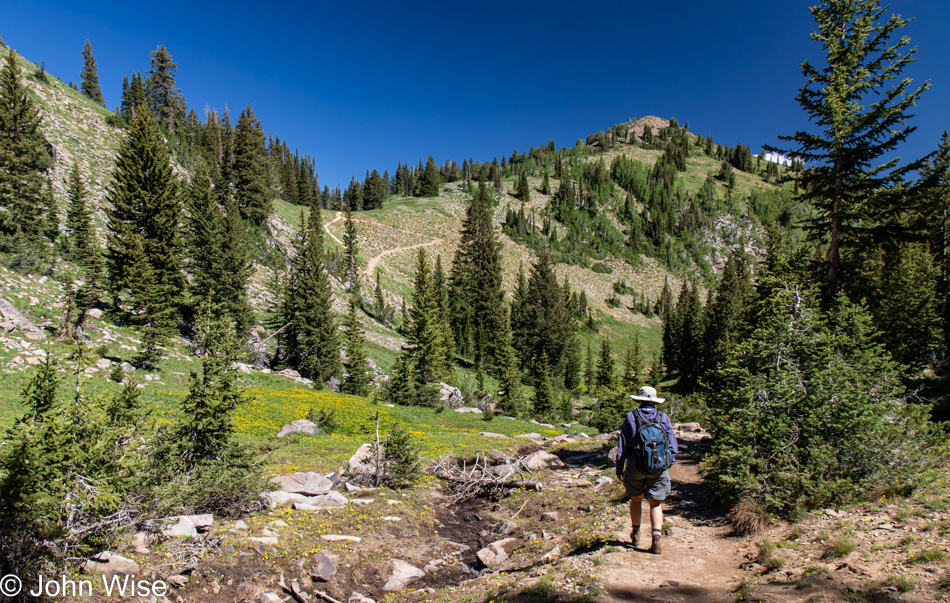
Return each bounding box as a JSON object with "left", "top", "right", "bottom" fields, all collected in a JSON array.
[
  {"left": 233, "top": 104, "right": 270, "bottom": 225},
  {"left": 510, "top": 262, "right": 531, "bottom": 365},
  {"left": 621, "top": 334, "right": 644, "bottom": 390},
  {"left": 524, "top": 251, "right": 576, "bottom": 377},
  {"left": 768, "top": 0, "right": 930, "bottom": 303},
  {"left": 920, "top": 131, "right": 950, "bottom": 342},
  {"left": 419, "top": 155, "right": 442, "bottom": 197},
  {"left": 517, "top": 169, "right": 530, "bottom": 202},
  {"left": 496, "top": 310, "right": 525, "bottom": 417},
  {"left": 595, "top": 339, "right": 615, "bottom": 389},
  {"left": 448, "top": 191, "right": 504, "bottom": 362},
  {"left": 584, "top": 340, "right": 595, "bottom": 392},
  {"left": 283, "top": 211, "right": 340, "bottom": 383},
  {"left": 540, "top": 170, "right": 551, "bottom": 195},
  {"left": 648, "top": 353, "right": 663, "bottom": 387},
  {"left": 105, "top": 108, "right": 182, "bottom": 366},
  {"left": 700, "top": 251, "right": 754, "bottom": 391},
  {"left": 66, "top": 161, "right": 95, "bottom": 262},
  {"left": 532, "top": 352, "right": 556, "bottom": 419},
  {"left": 0, "top": 50, "right": 47, "bottom": 239},
  {"left": 876, "top": 243, "right": 941, "bottom": 367},
  {"left": 40, "top": 174, "right": 59, "bottom": 243},
  {"left": 404, "top": 248, "right": 451, "bottom": 384},
  {"left": 343, "top": 202, "right": 359, "bottom": 293},
  {"left": 146, "top": 45, "right": 183, "bottom": 132},
  {"left": 79, "top": 39, "right": 105, "bottom": 106},
  {"left": 342, "top": 296, "right": 371, "bottom": 397},
  {"left": 363, "top": 168, "right": 386, "bottom": 209}
]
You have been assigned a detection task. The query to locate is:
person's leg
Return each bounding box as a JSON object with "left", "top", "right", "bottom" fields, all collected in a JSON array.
[
  {"left": 647, "top": 498, "right": 663, "bottom": 554},
  {"left": 628, "top": 495, "right": 643, "bottom": 546}
]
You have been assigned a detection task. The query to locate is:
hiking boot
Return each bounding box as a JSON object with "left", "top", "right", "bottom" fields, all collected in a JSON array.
[
  {"left": 630, "top": 527, "right": 641, "bottom": 547},
  {"left": 650, "top": 533, "right": 662, "bottom": 555}
]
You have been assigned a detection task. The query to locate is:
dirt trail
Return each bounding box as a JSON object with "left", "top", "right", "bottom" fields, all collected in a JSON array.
[
  {"left": 598, "top": 452, "right": 743, "bottom": 602},
  {"left": 365, "top": 237, "right": 443, "bottom": 276},
  {"left": 323, "top": 212, "right": 344, "bottom": 246}
]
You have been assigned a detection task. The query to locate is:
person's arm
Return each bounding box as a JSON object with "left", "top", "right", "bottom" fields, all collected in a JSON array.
[
  {"left": 663, "top": 413, "right": 679, "bottom": 464},
  {"left": 616, "top": 414, "right": 631, "bottom": 478}
]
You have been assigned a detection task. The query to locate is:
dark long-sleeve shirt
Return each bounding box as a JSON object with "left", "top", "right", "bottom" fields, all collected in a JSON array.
[{"left": 616, "top": 405, "right": 678, "bottom": 478}]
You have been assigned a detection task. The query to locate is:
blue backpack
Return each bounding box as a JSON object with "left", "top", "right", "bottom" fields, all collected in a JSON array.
[{"left": 627, "top": 409, "right": 673, "bottom": 476}]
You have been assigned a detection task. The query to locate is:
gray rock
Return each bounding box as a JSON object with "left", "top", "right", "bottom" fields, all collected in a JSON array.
[
  {"left": 120, "top": 361, "right": 135, "bottom": 372},
  {"left": 514, "top": 432, "right": 544, "bottom": 443},
  {"left": 233, "top": 520, "right": 249, "bottom": 530},
  {"left": 476, "top": 538, "right": 520, "bottom": 567},
  {"left": 455, "top": 406, "right": 482, "bottom": 414},
  {"left": 261, "top": 490, "right": 313, "bottom": 507},
  {"left": 278, "top": 368, "right": 302, "bottom": 379},
  {"left": 491, "top": 463, "right": 516, "bottom": 478},
  {"left": 311, "top": 551, "right": 337, "bottom": 582},
  {"left": 167, "top": 575, "right": 188, "bottom": 588},
  {"left": 607, "top": 446, "right": 619, "bottom": 467},
  {"left": 479, "top": 432, "right": 507, "bottom": 438},
  {"left": 327, "top": 376, "right": 341, "bottom": 391},
  {"left": 261, "top": 593, "right": 283, "bottom": 603},
  {"left": 348, "top": 592, "right": 375, "bottom": 603},
  {"left": 437, "top": 382, "right": 464, "bottom": 408},
  {"left": 666, "top": 526, "right": 689, "bottom": 537},
  {"left": 132, "top": 532, "right": 149, "bottom": 555},
  {"left": 522, "top": 450, "right": 565, "bottom": 471},
  {"left": 83, "top": 551, "right": 140, "bottom": 578},
  {"left": 530, "top": 419, "right": 555, "bottom": 428},
  {"left": 161, "top": 516, "right": 198, "bottom": 537},
  {"left": 672, "top": 422, "right": 703, "bottom": 432},
  {"left": 569, "top": 479, "right": 593, "bottom": 488},
  {"left": 183, "top": 514, "right": 213, "bottom": 529},
  {"left": 382, "top": 559, "right": 425, "bottom": 591},
  {"left": 293, "top": 491, "right": 348, "bottom": 510},
  {"left": 348, "top": 443, "right": 375, "bottom": 470},
  {"left": 247, "top": 536, "right": 279, "bottom": 545},
  {"left": 96, "top": 357, "right": 111, "bottom": 369},
  {"left": 271, "top": 471, "right": 333, "bottom": 495},
  {"left": 541, "top": 512, "right": 559, "bottom": 522}
]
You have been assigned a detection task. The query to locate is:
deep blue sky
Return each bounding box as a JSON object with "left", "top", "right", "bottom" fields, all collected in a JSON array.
[{"left": 4, "top": 1, "right": 948, "bottom": 188}]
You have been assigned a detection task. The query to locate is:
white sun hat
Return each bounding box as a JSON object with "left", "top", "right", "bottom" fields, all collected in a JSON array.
[{"left": 630, "top": 386, "right": 666, "bottom": 404}]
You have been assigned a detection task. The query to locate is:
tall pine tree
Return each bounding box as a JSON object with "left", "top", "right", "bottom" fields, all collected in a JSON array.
[
  {"left": 79, "top": 39, "right": 105, "bottom": 106},
  {"left": 232, "top": 104, "right": 271, "bottom": 225}
]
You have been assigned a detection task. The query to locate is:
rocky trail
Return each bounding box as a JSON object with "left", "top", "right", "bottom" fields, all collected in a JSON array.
[{"left": 365, "top": 236, "right": 444, "bottom": 277}]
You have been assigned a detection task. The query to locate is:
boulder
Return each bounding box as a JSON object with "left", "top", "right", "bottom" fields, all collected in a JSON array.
[
  {"left": 120, "top": 361, "right": 135, "bottom": 372},
  {"left": 541, "top": 545, "right": 562, "bottom": 562},
  {"left": 479, "top": 432, "right": 507, "bottom": 438},
  {"left": 673, "top": 422, "right": 703, "bottom": 432},
  {"left": 327, "top": 376, "right": 341, "bottom": 391},
  {"left": 0, "top": 321, "right": 14, "bottom": 332},
  {"left": 161, "top": 516, "right": 198, "bottom": 537},
  {"left": 541, "top": 512, "right": 559, "bottom": 522},
  {"left": 607, "top": 446, "right": 619, "bottom": 467},
  {"left": 437, "top": 382, "right": 464, "bottom": 408},
  {"left": 278, "top": 368, "right": 301, "bottom": 379},
  {"left": 382, "top": 559, "right": 425, "bottom": 591},
  {"left": 271, "top": 471, "right": 334, "bottom": 495},
  {"left": 569, "top": 479, "right": 593, "bottom": 488},
  {"left": 247, "top": 536, "right": 279, "bottom": 545},
  {"left": 530, "top": 419, "right": 555, "bottom": 428},
  {"left": 183, "top": 514, "right": 214, "bottom": 529},
  {"left": 311, "top": 551, "right": 338, "bottom": 582},
  {"left": 522, "top": 450, "right": 565, "bottom": 471},
  {"left": 261, "top": 491, "right": 313, "bottom": 507},
  {"left": 167, "top": 575, "right": 188, "bottom": 588},
  {"left": 83, "top": 551, "right": 139, "bottom": 578},
  {"left": 96, "top": 357, "right": 111, "bottom": 369},
  {"left": 132, "top": 532, "right": 149, "bottom": 555},
  {"left": 514, "top": 433, "right": 544, "bottom": 443},
  {"left": 321, "top": 534, "right": 361, "bottom": 542},
  {"left": 276, "top": 419, "right": 320, "bottom": 439},
  {"left": 349, "top": 592, "right": 376, "bottom": 603},
  {"left": 455, "top": 407, "right": 482, "bottom": 414},
  {"left": 261, "top": 593, "right": 283, "bottom": 603},
  {"left": 293, "top": 491, "right": 348, "bottom": 510},
  {"left": 476, "top": 538, "right": 520, "bottom": 568},
  {"left": 553, "top": 435, "right": 570, "bottom": 443},
  {"left": 594, "top": 476, "right": 615, "bottom": 488},
  {"left": 348, "top": 443, "right": 375, "bottom": 470},
  {"left": 87, "top": 308, "right": 103, "bottom": 319}
]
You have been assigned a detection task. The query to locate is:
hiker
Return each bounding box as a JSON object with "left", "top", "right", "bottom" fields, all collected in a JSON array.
[{"left": 615, "top": 386, "right": 678, "bottom": 555}]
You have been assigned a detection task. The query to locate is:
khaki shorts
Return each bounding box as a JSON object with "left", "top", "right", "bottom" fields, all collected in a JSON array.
[{"left": 622, "top": 465, "right": 671, "bottom": 501}]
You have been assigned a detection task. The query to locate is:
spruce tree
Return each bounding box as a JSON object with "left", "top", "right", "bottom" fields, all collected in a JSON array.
[
  {"left": 146, "top": 45, "right": 183, "bottom": 132},
  {"left": 701, "top": 251, "right": 754, "bottom": 390},
  {"left": 232, "top": 104, "right": 271, "bottom": 225},
  {"left": 525, "top": 251, "right": 576, "bottom": 376},
  {"left": 517, "top": 169, "right": 530, "bottom": 202},
  {"left": 404, "top": 248, "right": 450, "bottom": 384},
  {"left": 79, "top": 39, "right": 105, "bottom": 106},
  {"left": 584, "top": 340, "right": 594, "bottom": 392},
  {"left": 595, "top": 339, "right": 615, "bottom": 389},
  {"left": 532, "top": 352, "right": 556, "bottom": 419},
  {"left": 419, "top": 155, "right": 442, "bottom": 197},
  {"left": 0, "top": 50, "right": 47, "bottom": 239},
  {"left": 541, "top": 170, "right": 551, "bottom": 195},
  {"left": 283, "top": 211, "right": 340, "bottom": 383},
  {"left": 877, "top": 243, "right": 941, "bottom": 367},
  {"left": 66, "top": 161, "right": 95, "bottom": 262},
  {"left": 343, "top": 202, "right": 359, "bottom": 293},
  {"left": 496, "top": 310, "right": 525, "bottom": 417},
  {"left": 105, "top": 108, "right": 182, "bottom": 365},
  {"left": 342, "top": 296, "right": 371, "bottom": 397},
  {"left": 622, "top": 334, "right": 644, "bottom": 390},
  {"left": 768, "top": 0, "right": 930, "bottom": 304},
  {"left": 448, "top": 191, "right": 504, "bottom": 362},
  {"left": 40, "top": 174, "right": 59, "bottom": 243}
]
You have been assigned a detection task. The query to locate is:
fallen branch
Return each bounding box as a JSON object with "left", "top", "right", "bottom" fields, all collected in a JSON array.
[{"left": 429, "top": 452, "right": 542, "bottom": 504}]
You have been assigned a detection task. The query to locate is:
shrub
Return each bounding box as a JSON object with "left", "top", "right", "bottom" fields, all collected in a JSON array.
[
  {"left": 821, "top": 537, "right": 856, "bottom": 559},
  {"left": 704, "top": 289, "right": 948, "bottom": 517},
  {"left": 307, "top": 406, "right": 338, "bottom": 434},
  {"left": 591, "top": 262, "right": 612, "bottom": 274},
  {"left": 384, "top": 422, "right": 421, "bottom": 489}
]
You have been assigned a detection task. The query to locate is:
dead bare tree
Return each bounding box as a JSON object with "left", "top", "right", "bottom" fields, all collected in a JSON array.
[{"left": 430, "top": 451, "right": 542, "bottom": 505}]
